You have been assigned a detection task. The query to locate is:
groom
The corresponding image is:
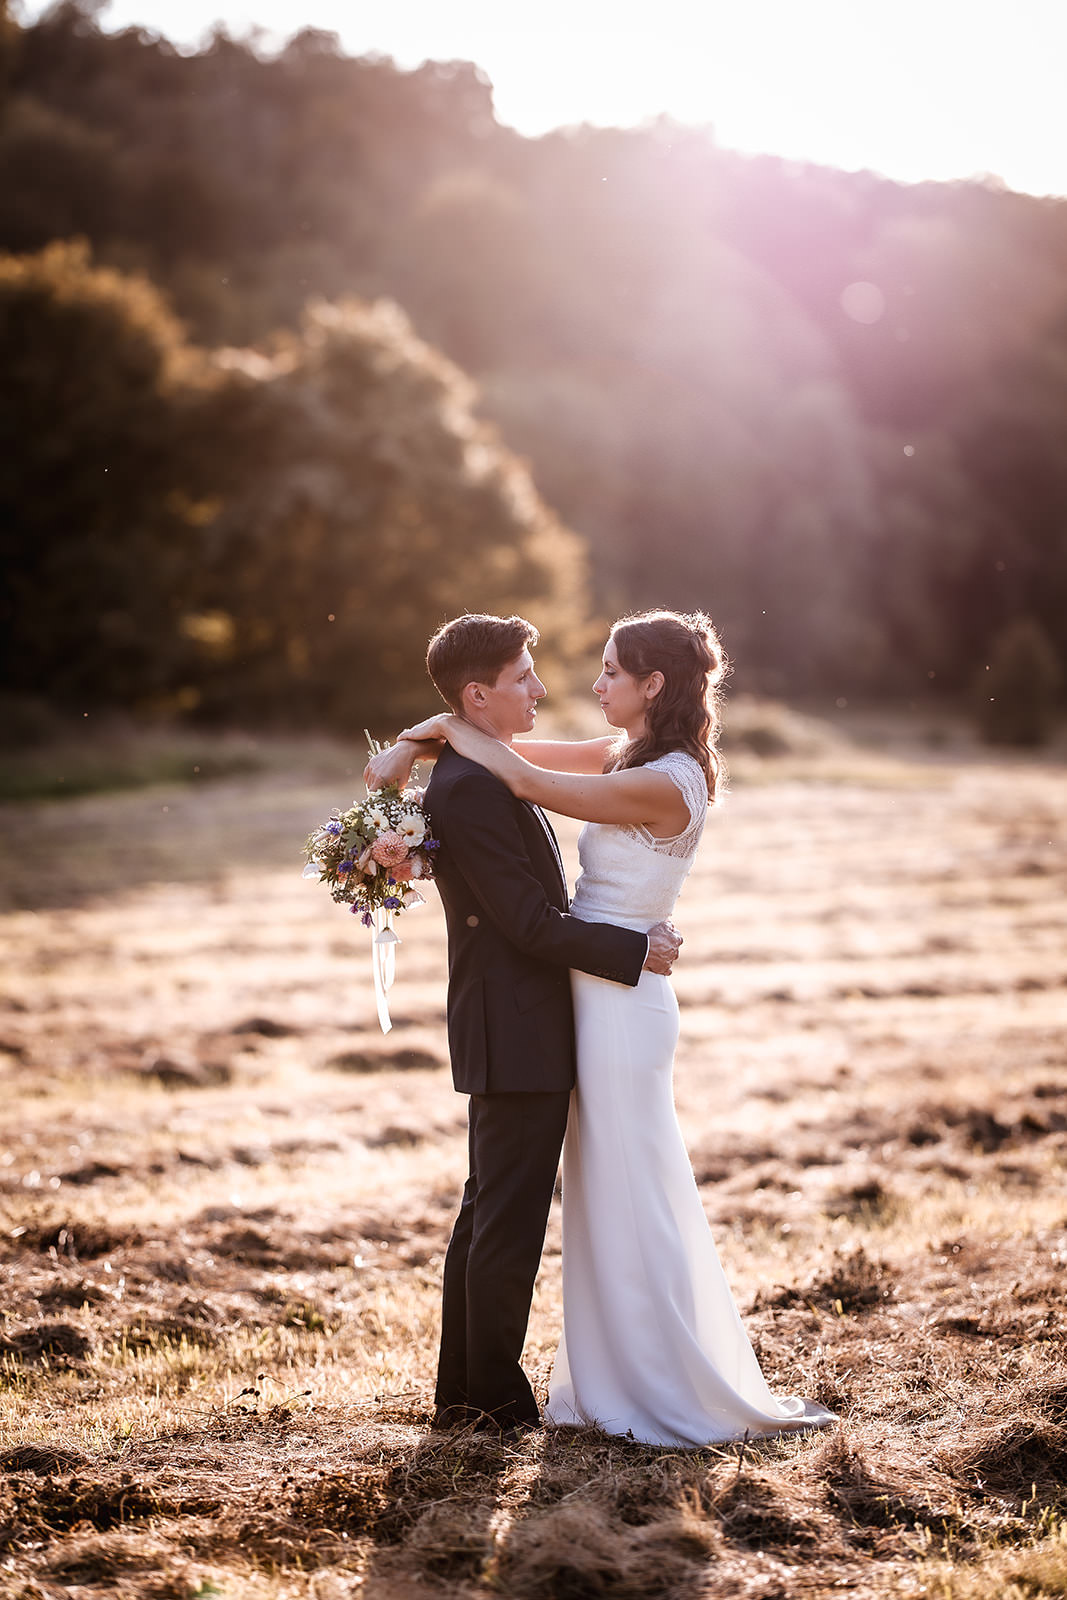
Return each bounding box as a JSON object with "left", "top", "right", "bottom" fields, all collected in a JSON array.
[{"left": 368, "top": 614, "right": 681, "bottom": 1432}]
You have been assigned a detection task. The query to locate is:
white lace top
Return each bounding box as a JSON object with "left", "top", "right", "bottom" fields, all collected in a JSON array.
[{"left": 569, "top": 751, "right": 709, "bottom": 933}]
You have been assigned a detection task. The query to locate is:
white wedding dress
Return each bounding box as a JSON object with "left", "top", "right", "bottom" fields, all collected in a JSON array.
[{"left": 545, "top": 750, "right": 836, "bottom": 1446}]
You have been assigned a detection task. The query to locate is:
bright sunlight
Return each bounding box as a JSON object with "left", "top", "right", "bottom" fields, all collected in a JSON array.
[{"left": 17, "top": 0, "right": 1067, "bottom": 197}]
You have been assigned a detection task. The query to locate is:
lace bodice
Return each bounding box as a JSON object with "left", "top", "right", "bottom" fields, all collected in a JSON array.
[{"left": 569, "top": 751, "right": 709, "bottom": 932}]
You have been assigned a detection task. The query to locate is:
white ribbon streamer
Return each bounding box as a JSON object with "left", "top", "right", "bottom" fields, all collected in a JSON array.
[{"left": 372, "top": 909, "right": 400, "bottom": 1034}]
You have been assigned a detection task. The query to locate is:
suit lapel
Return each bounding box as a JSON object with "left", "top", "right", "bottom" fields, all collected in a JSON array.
[
  {"left": 432, "top": 745, "right": 569, "bottom": 907},
  {"left": 524, "top": 801, "right": 568, "bottom": 905}
]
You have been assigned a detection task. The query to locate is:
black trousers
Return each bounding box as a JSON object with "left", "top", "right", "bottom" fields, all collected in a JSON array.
[{"left": 435, "top": 1089, "right": 571, "bottom": 1427}]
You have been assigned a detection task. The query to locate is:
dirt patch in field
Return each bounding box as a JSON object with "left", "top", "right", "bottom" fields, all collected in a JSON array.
[{"left": 10, "top": 1219, "right": 143, "bottom": 1259}]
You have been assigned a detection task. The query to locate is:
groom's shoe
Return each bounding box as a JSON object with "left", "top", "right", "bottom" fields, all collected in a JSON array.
[
  {"left": 496, "top": 1419, "right": 539, "bottom": 1444},
  {"left": 430, "top": 1404, "right": 473, "bottom": 1431},
  {"left": 470, "top": 1409, "right": 539, "bottom": 1439}
]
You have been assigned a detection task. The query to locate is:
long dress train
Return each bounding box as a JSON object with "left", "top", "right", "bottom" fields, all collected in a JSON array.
[{"left": 545, "top": 751, "right": 836, "bottom": 1447}]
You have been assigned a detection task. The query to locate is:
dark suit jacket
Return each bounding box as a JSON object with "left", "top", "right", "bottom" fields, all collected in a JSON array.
[{"left": 425, "top": 743, "right": 647, "bottom": 1094}]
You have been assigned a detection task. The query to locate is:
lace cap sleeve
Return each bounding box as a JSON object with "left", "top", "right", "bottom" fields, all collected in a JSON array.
[{"left": 644, "top": 751, "right": 709, "bottom": 855}]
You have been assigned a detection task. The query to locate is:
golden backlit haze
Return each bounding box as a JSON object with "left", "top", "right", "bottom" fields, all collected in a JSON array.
[{"left": 3, "top": 6, "right": 1067, "bottom": 1595}]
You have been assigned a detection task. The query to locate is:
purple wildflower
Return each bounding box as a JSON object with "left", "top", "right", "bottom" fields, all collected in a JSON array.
[
  {"left": 338, "top": 860, "right": 353, "bottom": 875},
  {"left": 424, "top": 838, "right": 440, "bottom": 850},
  {"left": 384, "top": 896, "right": 401, "bottom": 910},
  {"left": 361, "top": 911, "right": 374, "bottom": 927},
  {"left": 325, "top": 821, "right": 342, "bottom": 837}
]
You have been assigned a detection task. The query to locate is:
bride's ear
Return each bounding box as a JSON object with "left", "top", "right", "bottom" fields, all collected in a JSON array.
[{"left": 645, "top": 670, "right": 665, "bottom": 702}]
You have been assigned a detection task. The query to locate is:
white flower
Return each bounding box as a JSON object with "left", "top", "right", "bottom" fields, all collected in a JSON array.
[
  {"left": 397, "top": 811, "right": 427, "bottom": 845},
  {"left": 367, "top": 806, "right": 389, "bottom": 831}
]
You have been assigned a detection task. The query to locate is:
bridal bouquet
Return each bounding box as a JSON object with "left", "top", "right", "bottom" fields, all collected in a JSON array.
[
  {"left": 303, "top": 737, "right": 438, "bottom": 1032},
  {"left": 302, "top": 786, "right": 438, "bottom": 921}
]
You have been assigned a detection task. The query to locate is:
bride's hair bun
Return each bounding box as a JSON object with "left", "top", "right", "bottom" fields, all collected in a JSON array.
[{"left": 678, "top": 612, "right": 723, "bottom": 678}]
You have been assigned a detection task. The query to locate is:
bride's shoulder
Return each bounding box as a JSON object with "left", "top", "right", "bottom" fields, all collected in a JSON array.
[
  {"left": 647, "top": 749, "right": 705, "bottom": 777},
  {"left": 647, "top": 750, "right": 710, "bottom": 821}
]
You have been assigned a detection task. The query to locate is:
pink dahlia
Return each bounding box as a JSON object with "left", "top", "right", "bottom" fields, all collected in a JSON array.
[{"left": 371, "top": 830, "right": 409, "bottom": 867}]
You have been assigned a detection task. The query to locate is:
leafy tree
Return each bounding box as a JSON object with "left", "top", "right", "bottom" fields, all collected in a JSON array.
[
  {"left": 0, "top": 0, "right": 16, "bottom": 110},
  {"left": 0, "top": 239, "right": 212, "bottom": 708},
  {"left": 0, "top": 239, "right": 587, "bottom": 727},
  {"left": 944, "top": 328, "right": 1067, "bottom": 678},
  {"left": 194, "top": 297, "right": 588, "bottom": 726},
  {"left": 5, "top": 3, "right": 1067, "bottom": 706}
]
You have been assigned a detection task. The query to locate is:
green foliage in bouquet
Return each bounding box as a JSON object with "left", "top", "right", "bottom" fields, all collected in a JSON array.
[{"left": 303, "top": 774, "right": 438, "bottom": 925}]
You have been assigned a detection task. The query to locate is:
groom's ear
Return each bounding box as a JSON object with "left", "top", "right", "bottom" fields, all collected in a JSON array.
[{"left": 461, "top": 681, "right": 488, "bottom": 713}]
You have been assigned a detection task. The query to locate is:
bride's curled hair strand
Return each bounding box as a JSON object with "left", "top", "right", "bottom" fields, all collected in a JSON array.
[{"left": 609, "top": 609, "right": 728, "bottom": 803}]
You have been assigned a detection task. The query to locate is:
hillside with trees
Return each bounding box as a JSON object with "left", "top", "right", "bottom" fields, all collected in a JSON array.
[{"left": 3, "top": 0, "right": 1066, "bottom": 726}]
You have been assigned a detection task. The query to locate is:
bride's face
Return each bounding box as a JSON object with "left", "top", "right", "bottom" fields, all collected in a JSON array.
[{"left": 593, "top": 639, "right": 656, "bottom": 733}]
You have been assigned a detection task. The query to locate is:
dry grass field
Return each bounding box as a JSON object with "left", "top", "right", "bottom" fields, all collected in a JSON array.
[{"left": 1, "top": 717, "right": 1066, "bottom": 1599}]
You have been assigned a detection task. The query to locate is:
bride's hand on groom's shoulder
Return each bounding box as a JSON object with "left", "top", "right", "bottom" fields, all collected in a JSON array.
[
  {"left": 364, "top": 741, "right": 418, "bottom": 791},
  {"left": 363, "top": 720, "right": 450, "bottom": 790},
  {"left": 398, "top": 713, "right": 453, "bottom": 743}
]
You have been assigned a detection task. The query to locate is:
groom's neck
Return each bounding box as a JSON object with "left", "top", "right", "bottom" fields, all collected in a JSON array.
[{"left": 462, "top": 710, "right": 513, "bottom": 745}]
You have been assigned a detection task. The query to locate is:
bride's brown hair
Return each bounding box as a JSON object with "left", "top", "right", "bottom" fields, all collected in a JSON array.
[{"left": 608, "top": 610, "right": 728, "bottom": 803}]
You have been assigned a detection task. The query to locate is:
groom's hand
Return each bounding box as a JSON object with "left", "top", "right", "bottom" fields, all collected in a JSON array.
[{"left": 643, "top": 920, "right": 682, "bottom": 976}]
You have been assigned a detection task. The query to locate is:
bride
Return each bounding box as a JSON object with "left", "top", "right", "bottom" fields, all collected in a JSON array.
[{"left": 385, "top": 609, "right": 834, "bottom": 1446}]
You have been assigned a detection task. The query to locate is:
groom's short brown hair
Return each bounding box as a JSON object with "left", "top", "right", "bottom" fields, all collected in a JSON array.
[{"left": 427, "top": 614, "right": 540, "bottom": 711}]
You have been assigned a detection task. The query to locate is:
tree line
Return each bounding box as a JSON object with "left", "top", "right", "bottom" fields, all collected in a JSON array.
[{"left": 2, "top": 1, "right": 1066, "bottom": 732}]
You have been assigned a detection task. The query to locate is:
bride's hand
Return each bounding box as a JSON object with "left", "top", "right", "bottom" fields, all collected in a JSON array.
[
  {"left": 363, "top": 717, "right": 451, "bottom": 789},
  {"left": 398, "top": 713, "right": 454, "bottom": 743},
  {"left": 364, "top": 741, "right": 419, "bottom": 791}
]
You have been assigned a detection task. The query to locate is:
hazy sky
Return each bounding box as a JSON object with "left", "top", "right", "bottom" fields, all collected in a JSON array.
[{"left": 17, "top": 0, "right": 1067, "bottom": 198}]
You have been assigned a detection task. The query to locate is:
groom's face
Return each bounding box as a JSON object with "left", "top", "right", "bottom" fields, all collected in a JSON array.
[{"left": 469, "top": 647, "right": 546, "bottom": 741}]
